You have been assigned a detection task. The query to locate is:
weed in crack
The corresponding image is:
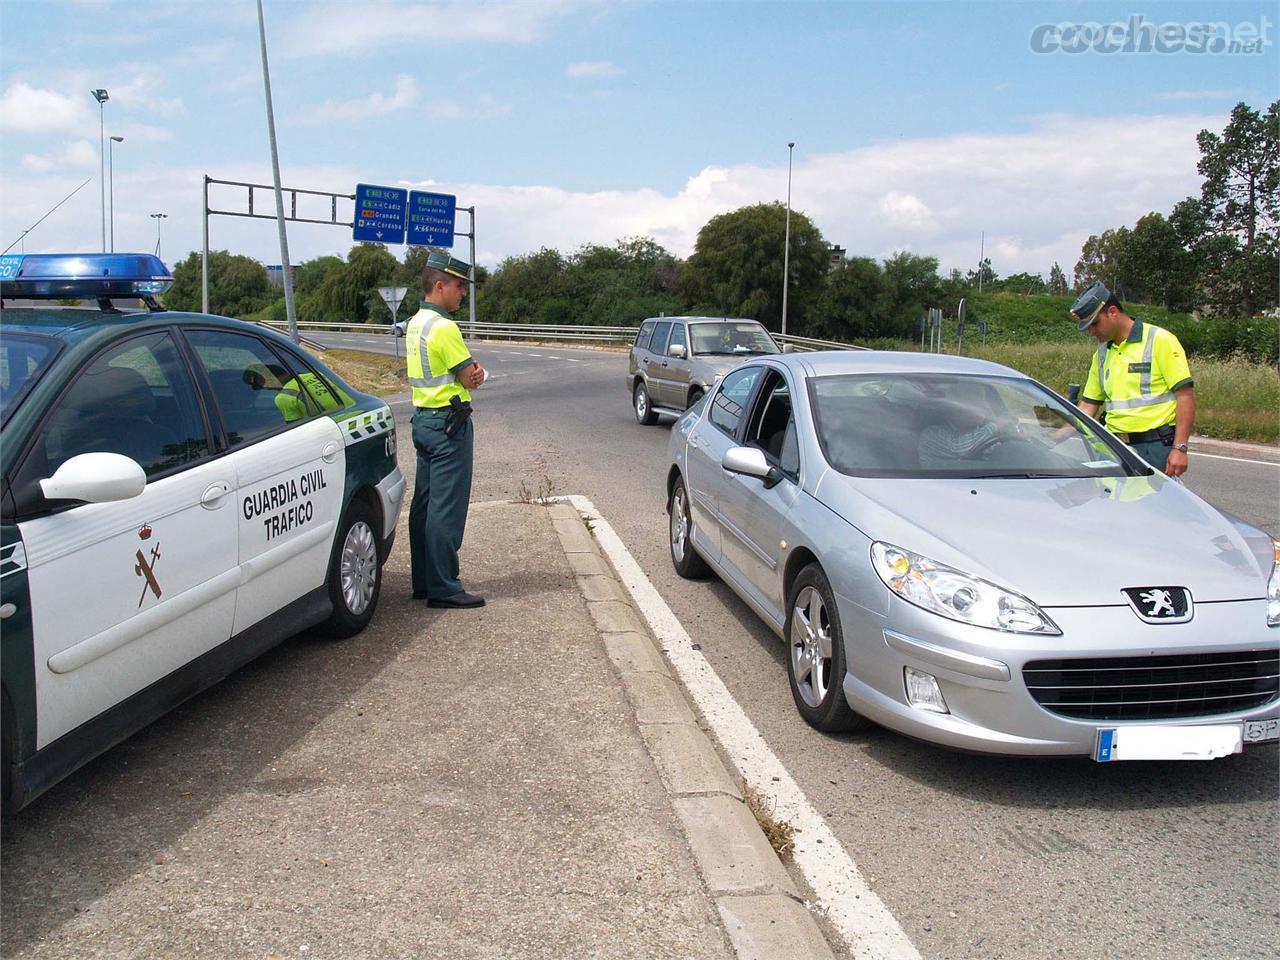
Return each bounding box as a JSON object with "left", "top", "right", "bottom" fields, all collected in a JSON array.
[{"left": 743, "top": 782, "right": 796, "bottom": 860}]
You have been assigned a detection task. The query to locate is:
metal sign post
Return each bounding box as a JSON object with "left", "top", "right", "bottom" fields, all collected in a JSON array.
[
  {"left": 956, "top": 298, "right": 967, "bottom": 354},
  {"left": 377, "top": 285, "right": 408, "bottom": 359}
]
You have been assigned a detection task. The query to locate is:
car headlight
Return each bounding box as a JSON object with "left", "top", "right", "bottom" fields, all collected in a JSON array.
[
  {"left": 870, "top": 541, "right": 1061, "bottom": 635},
  {"left": 1267, "top": 540, "right": 1280, "bottom": 627}
]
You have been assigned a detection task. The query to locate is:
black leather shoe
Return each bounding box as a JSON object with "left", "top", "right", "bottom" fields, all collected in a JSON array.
[{"left": 427, "top": 590, "right": 486, "bottom": 609}]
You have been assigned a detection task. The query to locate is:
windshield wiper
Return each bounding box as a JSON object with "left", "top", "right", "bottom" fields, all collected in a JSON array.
[{"left": 967, "top": 471, "right": 1085, "bottom": 479}]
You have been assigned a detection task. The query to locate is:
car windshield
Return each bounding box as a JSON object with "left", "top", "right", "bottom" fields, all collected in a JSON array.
[
  {"left": 810, "top": 372, "right": 1138, "bottom": 479},
  {"left": 689, "top": 321, "right": 778, "bottom": 356},
  {"left": 0, "top": 331, "right": 60, "bottom": 428}
]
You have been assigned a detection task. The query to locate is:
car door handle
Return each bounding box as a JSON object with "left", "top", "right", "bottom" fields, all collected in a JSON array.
[
  {"left": 0, "top": 603, "right": 15, "bottom": 620},
  {"left": 322, "top": 441, "right": 341, "bottom": 463},
  {"left": 661, "top": 361, "right": 669, "bottom": 367},
  {"left": 201, "top": 481, "right": 231, "bottom": 508},
  {"left": 688, "top": 436, "right": 699, "bottom": 449}
]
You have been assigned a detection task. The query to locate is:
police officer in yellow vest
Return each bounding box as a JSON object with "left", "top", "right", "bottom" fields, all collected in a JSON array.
[
  {"left": 1071, "top": 281, "right": 1196, "bottom": 477},
  {"left": 407, "top": 252, "right": 487, "bottom": 607},
  {"left": 275, "top": 369, "right": 352, "bottom": 422}
]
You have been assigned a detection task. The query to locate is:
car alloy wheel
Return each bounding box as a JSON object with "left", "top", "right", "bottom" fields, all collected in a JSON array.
[
  {"left": 634, "top": 381, "right": 658, "bottom": 425},
  {"left": 669, "top": 478, "right": 709, "bottom": 578},
  {"left": 790, "top": 585, "right": 833, "bottom": 708},
  {"left": 340, "top": 519, "right": 379, "bottom": 616}
]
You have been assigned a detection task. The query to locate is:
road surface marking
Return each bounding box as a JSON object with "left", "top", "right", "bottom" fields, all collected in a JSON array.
[
  {"left": 1190, "top": 451, "right": 1279, "bottom": 468},
  {"left": 567, "top": 494, "right": 920, "bottom": 960}
]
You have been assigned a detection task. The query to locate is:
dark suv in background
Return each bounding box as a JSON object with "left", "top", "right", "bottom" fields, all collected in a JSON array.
[{"left": 627, "top": 316, "right": 780, "bottom": 424}]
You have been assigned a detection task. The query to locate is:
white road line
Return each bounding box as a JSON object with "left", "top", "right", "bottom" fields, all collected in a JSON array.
[
  {"left": 526, "top": 353, "right": 544, "bottom": 358},
  {"left": 565, "top": 358, "right": 580, "bottom": 363},
  {"left": 546, "top": 355, "right": 563, "bottom": 360},
  {"left": 566, "top": 494, "right": 919, "bottom": 960},
  {"left": 1190, "top": 451, "right": 1279, "bottom": 468}
]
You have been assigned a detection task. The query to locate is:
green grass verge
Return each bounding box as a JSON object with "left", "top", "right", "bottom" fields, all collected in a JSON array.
[{"left": 322, "top": 349, "right": 409, "bottom": 397}]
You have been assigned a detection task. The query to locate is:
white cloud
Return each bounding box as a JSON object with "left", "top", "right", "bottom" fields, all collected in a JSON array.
[
  {"left": 566, "top": 60, "right": 623, "bottom": 78},
  {"left": 0, "top": 114, "right": 1213, "bottom": 283},
  {"left": 282, "top": 0, "right": 579, "bottom": 56},
  {"left": 423, "top": 93, "right": 511, "bottom": 120},
  {"left": 108, "top": 68, "right": 184, "bottom": 116},
  {"left": 301, "top": 75, "right": 418, "bottom": 124},
  {"left": 20, "top": 140, "right": 98, "bottom": 173},
  {"left": 0, "top": 82, "right": 92, "bottom": 133}
]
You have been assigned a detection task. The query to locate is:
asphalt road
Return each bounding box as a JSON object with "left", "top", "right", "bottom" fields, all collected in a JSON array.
[{"left": 360, "top": 335, "right": 1278, "bottom": 960}]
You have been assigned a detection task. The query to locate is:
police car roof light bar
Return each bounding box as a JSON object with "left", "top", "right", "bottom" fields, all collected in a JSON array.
[{"left": 0, "top": 253, "right": 172, "bottom": 311}]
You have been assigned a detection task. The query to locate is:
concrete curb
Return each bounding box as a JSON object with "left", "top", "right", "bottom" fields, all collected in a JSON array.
[{"left": 543, "top": 501, "right": 837, "bottom": 960}]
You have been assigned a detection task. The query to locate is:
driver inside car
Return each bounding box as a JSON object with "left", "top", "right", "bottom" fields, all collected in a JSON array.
[{"left": 917, "top": 379, "right": 1017, "bottom": 468}]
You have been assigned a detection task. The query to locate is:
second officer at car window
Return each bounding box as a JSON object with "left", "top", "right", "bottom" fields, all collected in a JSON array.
[
  {"left": 406, "top": 252, "right": 487, "bottom": 608},
  {"left": 1071, "top": 280, "right": 1196, "bottom": 477}
]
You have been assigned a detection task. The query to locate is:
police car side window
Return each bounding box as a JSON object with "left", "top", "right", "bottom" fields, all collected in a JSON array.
[
  {"left": 709, "top": 366, "right": 762, "bottom": 438},
  {"left": 185, "top": 330, "right": 304, "bottom": 446},
  {"left": 39, "top": 332, "right": 208, "bottom": 480}
]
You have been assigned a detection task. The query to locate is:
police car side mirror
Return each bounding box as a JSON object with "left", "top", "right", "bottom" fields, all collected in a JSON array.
[{"left": 40, "top": 453, "right": 146, "bottom": 504}]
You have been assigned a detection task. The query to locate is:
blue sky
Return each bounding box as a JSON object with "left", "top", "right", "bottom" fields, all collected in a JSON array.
[{"left": 1, "top": 1, "right": 1275, "bottom": 279}]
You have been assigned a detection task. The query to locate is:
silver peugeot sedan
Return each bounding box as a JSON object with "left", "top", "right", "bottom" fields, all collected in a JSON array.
[{"left": 665, "top": 351, "right": 1280, "bottom": 760}]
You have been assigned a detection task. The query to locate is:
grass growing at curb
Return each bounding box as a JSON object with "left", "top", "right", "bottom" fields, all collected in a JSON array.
[
  {"left": 323, "top": 349, "right": 409, "bottom": 396},
  {"left": 857, "top": 341, "right": 1280, "bottom": 444},
  {"left": 744, "top": 782, "right": 796, "bottom": 860}
]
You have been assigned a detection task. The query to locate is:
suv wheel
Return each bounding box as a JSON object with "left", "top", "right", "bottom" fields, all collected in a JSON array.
[{"left": 634, "top": 381, "right": 658, "bottom": 425}]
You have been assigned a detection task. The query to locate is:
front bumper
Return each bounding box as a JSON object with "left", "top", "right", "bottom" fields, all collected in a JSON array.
[{"left": 838, "top": 594, "right": 1280, "bottom": 756}]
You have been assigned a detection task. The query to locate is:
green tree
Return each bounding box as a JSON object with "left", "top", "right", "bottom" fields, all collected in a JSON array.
[
  {"left": 966, "top": 257, "right": 996, "bottom": 289},
  {"left": 1124, "top": 212, "right": 1197, "bottom": 312},
  {"left": 1047, "top": 262, "right": 1068, "bottom": 295},
  {"left": 476, "top": 247, "right": 572, "bottom": 325},
  {"left": 881, "top": 251, "right": 942, "bottom": 335},
  {"left": 164, "top": 250, "right": 274, "bottom": 317},
  {"left": 569, "top": 236, "right": 681, "bottom": 326},
  {"left": 678, "top": 203, "right": 828, "bottom": 332},
  {"left": 1186, "top": 100, "right": 1280, "bottom": 316},
  {"left": 316, "top": 244, "right": 399, "bottom": 322},
  {"left": 993, "top": 272, "right": 1047, "bottom": 295},
  {"left": 808, "top": 257, "right": 890, "bottom": 340},
  {"left": 1073, "top": 227, "right": 1132, "bottom": 293}
]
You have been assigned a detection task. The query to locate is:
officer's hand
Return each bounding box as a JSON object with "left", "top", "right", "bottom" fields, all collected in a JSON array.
[
  {"left": 1165, "top": 448, "right": 1188, "bottom": 478},
  {"left": 462, "top": 363, "right": 485, "bottom": 389}
]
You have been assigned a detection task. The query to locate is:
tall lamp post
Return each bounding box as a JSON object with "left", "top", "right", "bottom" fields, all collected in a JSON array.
[
  {"left": 150, "top": 212, "right": 167, "bottom": 258},
  {"left": 109, "top": 136, "right": 124, "bottom": 252},
  {"left": 781, "top": 140, "right": 795, "bottom": 339},
  {"left": 91, "top": 88, "right": 109, "bottom": 251}
]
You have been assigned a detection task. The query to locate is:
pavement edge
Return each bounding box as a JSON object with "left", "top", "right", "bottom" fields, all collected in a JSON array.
[{"left": 545, "top": 501, "right": 837, "bottom": 960}]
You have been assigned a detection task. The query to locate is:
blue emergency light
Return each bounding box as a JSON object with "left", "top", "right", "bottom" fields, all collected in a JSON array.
[{"left": 0, "top": 253, "right": 172, "bottom": 300}]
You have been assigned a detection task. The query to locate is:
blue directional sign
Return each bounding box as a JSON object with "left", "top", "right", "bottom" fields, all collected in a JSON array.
[
  {"left": 407, "top": 190, "right": 457, "bottom": 248},
  {"left": 353, "top": 183, "right": 407, "bottom": 244}
]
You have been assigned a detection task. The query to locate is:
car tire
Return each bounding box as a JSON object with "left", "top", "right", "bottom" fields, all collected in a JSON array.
[
  {"left": 785, "top": 564, "right": 867, "bottom": 732},
  {"left": 317, "top": 497, "right": 382, "bottom": 638},
  {"left": 669, "top": 476, "right": 710, "bottom": 579},
  {"left": 686, "top": 388, "right": 704, "bottom": 410},
  {"left": 634, "top": 380, "right": 659, "bottom": 425}
]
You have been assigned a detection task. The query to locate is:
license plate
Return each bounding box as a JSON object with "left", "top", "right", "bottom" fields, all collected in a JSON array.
[
  {"left": 1244, "top": 718, "right": 1280, "bottom": 743},
  {"left": 1094, "top": 724, "right": 1244, "bottom": 762}
]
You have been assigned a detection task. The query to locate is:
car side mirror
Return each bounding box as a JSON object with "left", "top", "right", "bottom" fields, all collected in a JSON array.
[
  {"left": 722, "top": 446, "right": 783, "bottom": 488},
  {"left": 669, "top": 343, "right": 686, "bottom": 359},
  {"left": 40, "top": 452, "right": 146, "bottom": 504},
  {"left": 781, "top": 343, "right": 794, "bottom": 353}
]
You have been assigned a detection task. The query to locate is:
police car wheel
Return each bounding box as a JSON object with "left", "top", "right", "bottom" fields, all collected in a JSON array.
[
  {"left": 634, "top": 381, "right": 658, "bottom": 425},
  {"left": 318, "top": 499, "right": 382, "bottom": 638},
  {"left": 785, "top": 565, "right": 867, "bottom": 733}
]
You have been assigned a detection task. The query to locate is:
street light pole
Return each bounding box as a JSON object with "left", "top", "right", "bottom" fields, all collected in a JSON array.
[
  {"left": 109, "top": 136, "right": 124, "bottom": 252},
  {"left": 92, "top": 89, "right": 109, "bottom": 251},
  {"left": 781, "top": 141, "right": 795, "bottom": 339},
  {"left": 150, "top": 212, "right": 167, "bottom": 258},
  {"left": 257, "top": 0, "right": 299, "bottom": 344}
]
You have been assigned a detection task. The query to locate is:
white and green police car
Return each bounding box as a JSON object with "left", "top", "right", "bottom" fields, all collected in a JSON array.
[{"left": 0, "top": 253, "right": 405, "bottom": 811}]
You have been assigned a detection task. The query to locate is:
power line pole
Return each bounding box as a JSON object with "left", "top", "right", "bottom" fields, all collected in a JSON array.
[{"left": 256, "top": 0, "right": 298, "bottom": 343}]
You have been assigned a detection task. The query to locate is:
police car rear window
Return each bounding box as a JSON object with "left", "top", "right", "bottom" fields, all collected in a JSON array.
[{"left": 0, "top": 332, "right": 59, "bottom": 428}]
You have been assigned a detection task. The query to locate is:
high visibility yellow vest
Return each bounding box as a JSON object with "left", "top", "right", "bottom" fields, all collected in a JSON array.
[
  {"left": 1081, "top": 320, "right": 1192, "bottom": 433},
  {"left": 406, "top": 304, "right": 472, "bottom": 408}
]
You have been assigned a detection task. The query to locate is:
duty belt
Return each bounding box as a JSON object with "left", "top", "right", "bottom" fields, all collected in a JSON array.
[{"left": 1112, "top": 426, "right": 1173, "bottom": 444}]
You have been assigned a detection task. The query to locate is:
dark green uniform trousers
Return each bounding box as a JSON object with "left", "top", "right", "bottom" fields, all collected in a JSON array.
[{"left": 409, "top": 407, "right": 473, "bottom": 599}]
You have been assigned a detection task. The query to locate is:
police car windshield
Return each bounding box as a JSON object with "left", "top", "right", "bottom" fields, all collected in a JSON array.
[
  {"left": 810, "top": 373, "right": 1138, "bottom": 480},
  {"left": 0, "top": 332, "right": 59, "bottom": 428},
  {"left": 689, "top": 322, "right": 778, "bottom": 356}
]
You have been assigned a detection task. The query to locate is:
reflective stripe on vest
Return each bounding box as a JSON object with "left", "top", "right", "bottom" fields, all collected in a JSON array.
[{"left": 407, "top": 316, "right": 458, "bottom": 388}]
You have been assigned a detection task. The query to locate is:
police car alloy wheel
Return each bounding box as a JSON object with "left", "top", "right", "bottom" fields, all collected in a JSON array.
[{"left": 319, "top": 499, "right": 382, "bottom": 637}]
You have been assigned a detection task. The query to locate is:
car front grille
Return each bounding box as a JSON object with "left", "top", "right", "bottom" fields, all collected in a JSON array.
[{"left": 1023, "top": 649, "right": 1280, "bottom": 721}]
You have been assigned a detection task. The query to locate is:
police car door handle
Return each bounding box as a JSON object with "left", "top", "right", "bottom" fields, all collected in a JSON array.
[
  {"left": 200, "top": 481, "right": 231, "bottom": 509},
  {"left": 322, "top": 441, "right": 340, "bottom": 463},
  {"left": 0, "top": 603, "right": 15, "bottom": 620}
]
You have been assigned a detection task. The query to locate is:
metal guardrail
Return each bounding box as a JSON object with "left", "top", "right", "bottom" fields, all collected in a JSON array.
[{"left": 259, "top": 319, "right": 873, "bottom": 352}]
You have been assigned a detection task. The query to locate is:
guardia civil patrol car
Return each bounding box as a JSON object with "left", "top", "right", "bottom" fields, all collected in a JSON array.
[{"left": 0, "top": 254, "right": 405, "bottom": 811}]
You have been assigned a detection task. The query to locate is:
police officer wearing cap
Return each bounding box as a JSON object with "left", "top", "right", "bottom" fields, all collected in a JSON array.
[
  {"left": 406, "top": 251, "right": 487, "bottom": 607},
  {"left": 1071, "top": 280, "right": 1196, "bottom": 477}
]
